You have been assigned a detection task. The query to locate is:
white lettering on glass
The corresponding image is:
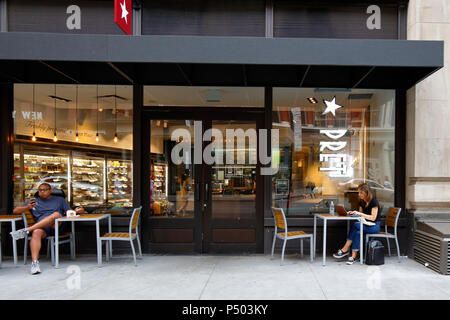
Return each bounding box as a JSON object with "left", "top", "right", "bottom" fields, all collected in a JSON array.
[
  {"left": 21, "top": 111, "right": 42, "bottom": 120},
  {"left": 320, "top": 129, "right": 347, "bottom": 140},
  {"left": 320, "top": 141, "right": 347, "bottom": 152},
  {"left": 319, "top": 154, "right": 348, "bottom": 177},
  {"left": 318, "top": 101, "right": 349, "bottom": 177}
]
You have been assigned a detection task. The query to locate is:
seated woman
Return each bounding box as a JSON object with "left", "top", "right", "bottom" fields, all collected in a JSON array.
[{"left": 333, "top": 183, "right": 381, "bottom": 265}]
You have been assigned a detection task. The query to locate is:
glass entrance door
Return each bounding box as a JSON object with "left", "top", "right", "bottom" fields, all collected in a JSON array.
[
  {"left": 203, "top": 119, "right": 258, "bottom": 253},
  {"left": 147, "top": 111, "right": 263, "bottom": 253},
  {"left": 148, "top": 118, "right": 203, "bottom": 253}
]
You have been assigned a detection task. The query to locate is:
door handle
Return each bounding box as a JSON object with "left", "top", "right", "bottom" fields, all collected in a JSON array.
[{"left": 203, "top": 183, "right": 208, "bottom": 208}]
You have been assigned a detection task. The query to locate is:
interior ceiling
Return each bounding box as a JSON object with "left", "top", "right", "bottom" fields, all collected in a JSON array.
[
  {"left": 13, "top": 83, "right": 390, "bottom": 111},
  {"left": 14, "top": 84, "right": 133, "bottom": 110}
]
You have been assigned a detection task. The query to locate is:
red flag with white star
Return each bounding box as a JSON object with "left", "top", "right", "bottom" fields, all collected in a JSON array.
[{"left": 114, "top": 0, "right": 132, "bottom": 35}]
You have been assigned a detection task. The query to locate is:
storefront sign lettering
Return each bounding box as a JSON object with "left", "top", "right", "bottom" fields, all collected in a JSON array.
[
  {"left": 322, "top": 97, "right": 342, "bottom": 116},
  {"left": 320, "top": 141, "right": 347, "bottom": 152},
  {"left": 12, "top": 111, "right": 42, "bottom": 120},
  {"left": 318, "top": 99, "right": 349, "bottom": 177},
  {"left": 22, "top": 111, "right": 42, "bottom": 120},
  {"left": 319, "top": 153, "right": 348, "bottom": 177}
]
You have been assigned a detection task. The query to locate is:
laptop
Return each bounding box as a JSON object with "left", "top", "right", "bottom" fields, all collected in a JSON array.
[
  {"left": 335, "top": 205, "right": 376, "bottom": 225},
  {"left": 335, "top": 205, "right": 348, "bottom": 216}
]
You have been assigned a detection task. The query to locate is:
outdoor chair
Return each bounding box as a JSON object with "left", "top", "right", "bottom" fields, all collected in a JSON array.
[
  {"left": 366, "top": 207, "right": 402, "bottom": 262},
  {"left": 22, "top": 210, "right": 75, "bottom": 265},
  {"left": 271, "top": 207, "right": 313, "bottom": 265},
  {"left": 100, "top": 206, "right": 142, "bottom": 266}
]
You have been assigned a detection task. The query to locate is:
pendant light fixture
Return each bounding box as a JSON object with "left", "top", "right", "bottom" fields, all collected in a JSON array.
[
  {"left": 31, "top": 84, "right": 36, "bottom": 142},
  {"left": 96, "top": 85, "right": 99, "bottom": 142},
  {"left": 75, "top": 85, "right": 79, "bottom": 142},
  {"left": 113, "top": 85, "right": 118, "bottom": 143},
  {"left": 53, "top": 84, "right": 58, "bottom": 142}
]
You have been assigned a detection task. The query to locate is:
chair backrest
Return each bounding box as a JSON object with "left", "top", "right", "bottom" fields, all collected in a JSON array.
[
  {"left": 34, "top": 189, "right": 66, "bottom": 199},
  {"left": 271, "top": 207, "right": 287, "bottom": 231},
  {"left": 22, "top": 210, "right": 36, "bottom": 228},
  {"left": 385, "top": 207, "right": 401, "bottom": 229},
  {"left": 129, "top": 206, "right": 143, "bottom": 234}
]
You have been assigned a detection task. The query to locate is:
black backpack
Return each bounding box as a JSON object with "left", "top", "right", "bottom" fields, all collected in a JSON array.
[{"left": 365, "top": 239, "right": 385, "bottom": 265}]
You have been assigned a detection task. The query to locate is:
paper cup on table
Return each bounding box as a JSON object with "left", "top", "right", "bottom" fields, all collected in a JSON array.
[{"left": 66, "top": 209, "right": 77, "bottom": 217}]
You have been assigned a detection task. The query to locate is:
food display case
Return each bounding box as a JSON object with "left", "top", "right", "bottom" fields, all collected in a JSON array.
[
  {"left": 153, "top": 162, "right": 167, "bottom": 199},
  {"left": 151, "top": 162, "right": 170, "bottom": 215},
  {"left": 13, "top": 143, "right": 133, "bottom": 210},
  {"left": 72, "top": 153, "right": 104, "bottom": 207},
  {"left": 107, "top": 158, "right": 132, "bottom": 207},
  {"left": 20, "top": 152, "right": 69, "bottom": 202},
  {"left": 13, "top": 152, "right": 22, "bottom": 205}
]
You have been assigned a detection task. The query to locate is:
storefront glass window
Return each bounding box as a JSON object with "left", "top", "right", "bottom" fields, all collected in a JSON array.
[
  {"left": 13, "top": 84, "right": 133, "bottom": 214},
  {"left": 272, "top": 88, "right": 395, "bottom": 216}
]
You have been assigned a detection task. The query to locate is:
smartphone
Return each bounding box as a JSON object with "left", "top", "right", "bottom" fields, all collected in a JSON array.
[{"left": 29, "top": 198, "right": 37, "bottom": 210}]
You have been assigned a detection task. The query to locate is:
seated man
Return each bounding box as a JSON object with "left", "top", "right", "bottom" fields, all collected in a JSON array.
[{"left": 10, "top": 183, "right": 84, "bottom": 275}]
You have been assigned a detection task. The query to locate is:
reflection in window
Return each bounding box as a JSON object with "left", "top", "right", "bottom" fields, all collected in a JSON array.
[
  {"left": 150, "top": 120, "right": 195, "bottom": 218},
  {"left": 272, "top": 88, "right": 395, "bottom": 216},
  {"left": 211, "top": 120, "right": 257, "bottom": 220}
]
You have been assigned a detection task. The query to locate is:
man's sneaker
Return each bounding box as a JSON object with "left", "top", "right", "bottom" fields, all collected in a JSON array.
[
  {"left": 30, "top": 260, "right": 41, "bottom": 275},
  {"left": 333, "top": 249, "right": 349, "bottom": 259},
  {"left": 10, "top": 228, "right": 28, "bottom": 240},
  {"left": 346, "top": 257, "right": 356, "bottom": 265}
]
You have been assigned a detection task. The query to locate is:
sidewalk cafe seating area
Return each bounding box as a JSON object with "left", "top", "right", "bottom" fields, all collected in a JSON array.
[{"left": 2, "top": 204, "right": 403, "bottom": 268}]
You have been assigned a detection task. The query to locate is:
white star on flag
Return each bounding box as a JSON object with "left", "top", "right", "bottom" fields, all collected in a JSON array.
[
  {"left": 322, "top": 97, "right": 343, "bottom": 116},
  {"left": 120, "top": 0, "right": 129, "bottom": 24}
]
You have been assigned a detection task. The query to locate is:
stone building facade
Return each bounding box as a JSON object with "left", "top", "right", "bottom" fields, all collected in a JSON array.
[{"left": 407, "top": 0, "right": 450, "bottom": 218}]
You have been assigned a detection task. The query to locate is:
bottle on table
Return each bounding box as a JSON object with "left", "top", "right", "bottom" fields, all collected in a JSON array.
[{"left": 329, "top": 201, "right": 335, "bottom": 215}]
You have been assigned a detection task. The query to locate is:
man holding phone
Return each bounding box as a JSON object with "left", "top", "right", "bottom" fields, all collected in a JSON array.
[{"left": 10, "top": 183, "right": 84, "bottom": 275}]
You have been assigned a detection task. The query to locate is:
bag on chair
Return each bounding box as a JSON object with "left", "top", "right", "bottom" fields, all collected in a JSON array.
[{"left": 366, "top": 239, "right": 385, "bottom": 265}]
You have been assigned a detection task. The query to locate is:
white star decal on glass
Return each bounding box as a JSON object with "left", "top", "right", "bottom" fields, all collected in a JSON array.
[
  {"left": 120, "top": 0, "right": 129, "bottom": 24},
  {"left": 322, "top": 97, "right": 343, "bottom": 116}
]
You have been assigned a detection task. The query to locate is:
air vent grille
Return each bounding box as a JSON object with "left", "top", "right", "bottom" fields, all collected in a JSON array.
[
  {"left": 347, "top": 93, "right": 373, "bottom": 100},
  {"left": 414, "top": 230, "right": 449, "bottom": 275}
]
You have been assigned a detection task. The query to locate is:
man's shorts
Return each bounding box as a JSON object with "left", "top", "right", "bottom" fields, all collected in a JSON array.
[{"left": 43, "top": 221, "right": 69, "bottom": 238}]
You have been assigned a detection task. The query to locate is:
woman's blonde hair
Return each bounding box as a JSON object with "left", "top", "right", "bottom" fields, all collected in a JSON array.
[{"left": 357, "top": 183, "right": 373, "bottom": 203}]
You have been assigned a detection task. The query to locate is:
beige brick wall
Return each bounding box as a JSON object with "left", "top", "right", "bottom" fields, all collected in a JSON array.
[{"left": 407, "top": 0, "right": 450, "bottom": 211}]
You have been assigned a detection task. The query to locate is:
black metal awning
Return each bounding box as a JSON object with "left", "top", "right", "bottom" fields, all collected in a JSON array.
[{"left": 0, "top": 32, "right": 443, "bottom": 89}]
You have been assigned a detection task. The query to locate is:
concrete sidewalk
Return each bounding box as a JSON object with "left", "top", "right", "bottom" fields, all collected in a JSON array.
[{"left": 1, "top": 254, "right": 449, "bottom": 300}]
